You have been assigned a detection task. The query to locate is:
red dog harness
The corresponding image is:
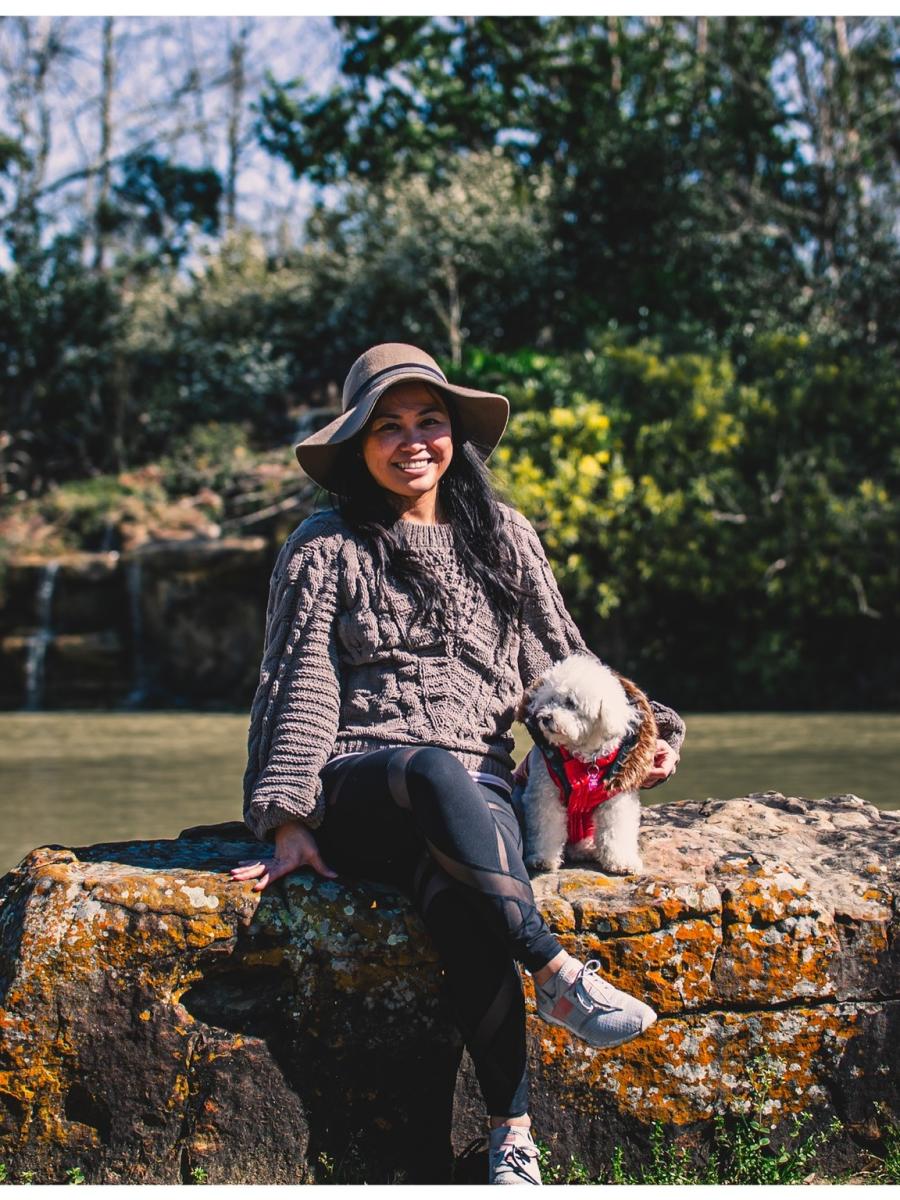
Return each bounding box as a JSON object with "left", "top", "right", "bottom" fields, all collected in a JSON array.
[
  {"left": 518, "top": 720, "right": 634, "bottom": 845},
  {"left": 541, "top": 743, "right": 621, "bottom": 844}
]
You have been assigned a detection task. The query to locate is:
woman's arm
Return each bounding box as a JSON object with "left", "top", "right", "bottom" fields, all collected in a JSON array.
[
  {"left": 507, "top": 507, "right": 686, "bottom": 758},
  {"left": 242, "top": 512, "right": 345, "bottom": 842}
]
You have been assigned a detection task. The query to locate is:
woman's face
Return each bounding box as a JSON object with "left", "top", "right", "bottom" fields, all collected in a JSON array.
[{"left": 360, "top": 382, "right": 454, "bottom": 508}]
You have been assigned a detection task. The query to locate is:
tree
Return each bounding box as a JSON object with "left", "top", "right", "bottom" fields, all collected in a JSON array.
[
  {"left": 779, "top": 17, "right": 900, "bottom": 349},
  {"left": 256, "top": 16, "right": 900, "bottom": 350},
  {"left": 291, "top": 149, "right": 552, "bottom": 370}
]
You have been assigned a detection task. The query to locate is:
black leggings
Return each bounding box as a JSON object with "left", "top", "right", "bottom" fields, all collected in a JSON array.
[{"left": 315, "top": 745, "right": 564, "bottom": 1117}]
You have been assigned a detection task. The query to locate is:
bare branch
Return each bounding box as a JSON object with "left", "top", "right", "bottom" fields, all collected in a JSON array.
[{"left": 847, "top": 572, "right": 882, "bottom": 619}]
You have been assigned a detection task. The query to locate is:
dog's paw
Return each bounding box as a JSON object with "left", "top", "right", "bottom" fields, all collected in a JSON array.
[
  {"left": 565, "top": 838, "right": 597, "bottom": 863},
  {"left": 595, "top": 854, "right": 644, "bottom": 876},
  {"left": 525, "top": 854, "right": 563, "bottom": 874}
]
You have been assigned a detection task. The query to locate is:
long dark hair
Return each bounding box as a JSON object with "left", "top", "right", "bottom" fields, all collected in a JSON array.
[{"left": 328, "top": 395, "right": 528, "bottom": 628}]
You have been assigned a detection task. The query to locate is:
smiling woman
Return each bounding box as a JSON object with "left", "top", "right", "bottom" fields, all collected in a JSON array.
[{"left": 230, "top": 342, "right": 685, "bottom": 1184}]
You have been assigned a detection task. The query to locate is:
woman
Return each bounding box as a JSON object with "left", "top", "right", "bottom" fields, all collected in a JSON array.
[{"left": 231, "top": 343, "right": 684, "bottom": 1185}]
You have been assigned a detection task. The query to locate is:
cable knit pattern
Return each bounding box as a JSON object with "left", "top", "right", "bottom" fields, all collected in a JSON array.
[{"left": 242, "top": 504, "right": 686, "bottom": 841}]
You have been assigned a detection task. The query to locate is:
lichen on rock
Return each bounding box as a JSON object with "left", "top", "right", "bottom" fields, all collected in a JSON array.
[{"left": 0, "top": 793, "right": 897, "bottom": 1183}]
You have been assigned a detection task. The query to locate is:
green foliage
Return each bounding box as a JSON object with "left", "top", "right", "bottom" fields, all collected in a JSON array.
[
  {"left": 188, "top": 1165, "right": 209, "bottom": 1184},
  {"left": 486, "top": 331, "right": 899, "bottom": 707},
  {"left": 0, "top": 425, "right": 303, "bottom": 561},
  {"left": 158, "top": 421, "right": 256, "bottom": 496},
  {"left": 870, "top": 1103, "right": 900, "bottom": 1184},
  {"left": 282, "top": 149, "right": 554, "bottom": 370},
  {"left": 610, "top": 1121, "right": 715, "bottom": 1185},
  {"left": 316, "top": 1150, "right": 335, "bottom": 1179},
  {"left": 65, "top": 1166, "right": 85, "bottom": 1185},
  {"left": 111, "top": 153, "right": 222, "bottom": 267},
  {"left": 535, "top": 1140, "right": 592, "bottom": 1184},
  {"left": 1, "top": 13, "right": 896, "bottom": 710},
  {"left": 710, "top": 1060, "right": 841, "bottom": 1185},
  {"left": 605, "top": 1061, "right": 839, "bottom": 1186},
  {"left": 0, "top": 232, "right": 126, "bottom": 489},
  {"left": 256, "top": 17, "right": 825, "bottom": 344},
  {"left": 123, "top": 233, "right": 295, "bottom": 453}
]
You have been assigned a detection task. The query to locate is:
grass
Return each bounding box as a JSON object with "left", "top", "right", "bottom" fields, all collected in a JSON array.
[
  {"left": 0, "top": 1087, "right": 897, "bottom": 1185},
  {"left": 867, "top": 1103, "right": 900, "bottom": 1185},
  {"left": 542, "top": 1059, "right": 847, "bottom": 1185}
]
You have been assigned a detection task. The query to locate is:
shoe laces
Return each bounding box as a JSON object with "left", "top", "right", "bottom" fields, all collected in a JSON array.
[
  {"left": 493, "top": 1134, "right": 539, "bottom": 1182},
  {"left": 576, "top": 960, "right": 620, "bottom": 1011},
  {"left": 501, "top": 1144, "right": 538, "bottom": 1172}
]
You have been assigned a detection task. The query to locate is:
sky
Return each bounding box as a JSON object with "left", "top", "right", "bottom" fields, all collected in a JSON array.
[{"left": 0, "top": 16, "right": 342, "bottom": 264}]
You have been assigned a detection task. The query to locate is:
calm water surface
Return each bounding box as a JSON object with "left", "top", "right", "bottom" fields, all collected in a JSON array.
[{"left": 0, "top": 712, "right": 897, "bottom": 873}]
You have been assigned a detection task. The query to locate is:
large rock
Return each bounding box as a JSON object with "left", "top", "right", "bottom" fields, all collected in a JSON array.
[
  {"left": 0, "top": 553, "right": 122, "bottom": 638},
  {"left": 0, "top": 792, "right": 897, "bottom": 1184},
  {"left": 0, "top": 540, "right": 271, "bottom": 710},
  {"left": 127, "top": 537, "right": 269, "bottom": 706}
]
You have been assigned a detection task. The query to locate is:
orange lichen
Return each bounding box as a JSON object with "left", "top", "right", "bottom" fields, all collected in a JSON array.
[{"left": 1, "top": 812, "right": 897, "bottom": 1179}]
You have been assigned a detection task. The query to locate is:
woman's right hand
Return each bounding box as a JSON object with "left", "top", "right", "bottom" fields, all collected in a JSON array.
[{"left": 229, "top": 820, "right": 338, "bottom": 892}]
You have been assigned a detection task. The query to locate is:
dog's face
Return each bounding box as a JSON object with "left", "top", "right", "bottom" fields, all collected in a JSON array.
[{"left": 523, "top": 655, "right": 635, "bottom": 756}]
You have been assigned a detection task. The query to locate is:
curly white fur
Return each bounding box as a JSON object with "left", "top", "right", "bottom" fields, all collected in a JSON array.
[{"left": 521, "top": 655, "right": 644, "bottom": 875}]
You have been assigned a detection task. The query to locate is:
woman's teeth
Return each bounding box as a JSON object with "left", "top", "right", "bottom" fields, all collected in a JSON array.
[{"left": 394, "top": 459, "right": 431, "bottom": 471}]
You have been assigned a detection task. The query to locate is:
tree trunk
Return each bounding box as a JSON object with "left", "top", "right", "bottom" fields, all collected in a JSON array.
[
  {"left": 93, "top": 16, "right": 114, "bottom": 272},
  {"left": 225, "top": 20, "right": 250, "bottom": 232},
  {"left": 607, "top": 17, "right": 622, "bottom": 96}
]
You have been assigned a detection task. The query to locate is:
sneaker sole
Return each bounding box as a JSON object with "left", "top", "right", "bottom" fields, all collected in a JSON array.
[{"left": 536, "top": 1007, "right": 656, "bottom": 1050}]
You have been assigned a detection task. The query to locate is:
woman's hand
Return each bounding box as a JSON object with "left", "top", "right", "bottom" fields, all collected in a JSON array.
[
  {"left": 229, "top": 820, "right": 338, "bottom": 892},
  {"left": 639, "top": 739, "right": 680, "bottom": 789}
]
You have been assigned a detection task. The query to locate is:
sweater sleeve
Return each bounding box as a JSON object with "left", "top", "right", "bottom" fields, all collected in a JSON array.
[
  {"left": 242, "top": 514, "right": 344, "bottom": 841},
  {"left": 507, "top": 507, "right": 686, "bottom": 756}
]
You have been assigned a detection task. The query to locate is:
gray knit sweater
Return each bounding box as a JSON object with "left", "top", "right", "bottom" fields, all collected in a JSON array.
[{"left": 243, "top": 504, "right": 686, "bottom": 841}]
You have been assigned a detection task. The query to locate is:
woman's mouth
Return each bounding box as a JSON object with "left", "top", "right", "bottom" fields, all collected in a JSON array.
[{"left": 393, "top": 457, "right": 433, "bottom": 474}]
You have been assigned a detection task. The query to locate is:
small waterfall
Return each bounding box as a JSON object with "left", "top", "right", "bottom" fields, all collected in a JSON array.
[
  {"left": 99, "top": 519, "right": 117, "bottom": 553},
  {"left": 23, "top": 560, "right": 60, "bottom": 711},
  {"left": 123, "top": 555, "right": 149, "bottom": 707}
]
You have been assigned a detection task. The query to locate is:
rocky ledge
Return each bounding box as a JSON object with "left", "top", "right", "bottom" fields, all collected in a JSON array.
[{"left": 0, "top": 792, "right": 897, "bottom": 1183}]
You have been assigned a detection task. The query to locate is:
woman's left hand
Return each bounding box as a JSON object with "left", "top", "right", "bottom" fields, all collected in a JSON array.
[{"left": 640, "top": 739, "right": 680, "bottom": 789}]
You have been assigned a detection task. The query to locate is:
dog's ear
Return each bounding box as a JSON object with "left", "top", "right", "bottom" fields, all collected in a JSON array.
[
  {"left": 611, "top": 672, "right": 659, "bottom": 791},
  {"left": 516, "top": 678, "right": 541, "bottom": 722}
]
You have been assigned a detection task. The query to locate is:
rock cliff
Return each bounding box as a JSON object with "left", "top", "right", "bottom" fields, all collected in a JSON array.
[
  {"left": 0, "top": 541, "right": 271, "bottom": 710},
  {"left": 0, "top": 792, "right": 897, "bottom": 1183}
]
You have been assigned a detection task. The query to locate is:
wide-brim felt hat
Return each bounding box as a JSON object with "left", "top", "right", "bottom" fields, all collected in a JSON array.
[{"left": 294, "top": 342, "right": 510, "bottom": 491}]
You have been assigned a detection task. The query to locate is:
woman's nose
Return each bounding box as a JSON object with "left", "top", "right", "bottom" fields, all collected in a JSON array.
[{"left": 398, "top": 426, "right": 427, "bottom": 448}]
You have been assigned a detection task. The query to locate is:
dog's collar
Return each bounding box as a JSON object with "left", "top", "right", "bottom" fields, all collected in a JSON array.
[
  {"left": 524, "top": 720, "right": 639, "bottom": 782},
  {"left": 557, "top": 741, "right": 620, "bottom": 774}
]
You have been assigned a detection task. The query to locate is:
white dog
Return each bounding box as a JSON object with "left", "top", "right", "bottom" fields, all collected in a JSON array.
[{"left": 516, "top": 655, "right": 658, "bottom": 875}]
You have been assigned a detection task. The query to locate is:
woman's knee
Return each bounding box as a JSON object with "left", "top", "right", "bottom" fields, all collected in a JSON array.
[{"left": 392, "top": 745, "right": 472, "bottom": 808}]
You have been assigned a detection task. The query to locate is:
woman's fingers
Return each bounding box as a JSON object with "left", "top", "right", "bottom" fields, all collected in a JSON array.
[
  {"left": 640, "top": 742, "right": 680, "bottom": 788},
  {"left": 229, "top": 849, "right": 338, "bottom": 890},
  {"left": 640, "top": 768, "right": 666, "bottom": 788},
  {"left": 230, "top": 861, "right": 267, "bottom": 878},
  {"left": 308, "top": 849, "right": 338, "bottom": 879}
]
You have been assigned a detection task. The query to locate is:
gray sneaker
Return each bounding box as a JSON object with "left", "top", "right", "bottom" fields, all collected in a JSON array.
[
  {"left": 534, "top": 958, "right": 656, "bottom": 1049},
  {"left": 488, "top": 1125, "right": 542, "bottom": 1185}
]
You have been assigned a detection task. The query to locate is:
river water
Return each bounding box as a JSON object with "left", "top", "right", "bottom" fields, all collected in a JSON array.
[{"left": 0, "top": 711, "right": 897, "bottom": 874}]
